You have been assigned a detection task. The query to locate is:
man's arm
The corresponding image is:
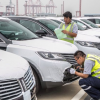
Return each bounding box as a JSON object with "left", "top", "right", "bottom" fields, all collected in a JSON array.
[
  {"left": 62, "top": 23, "right": 78, "bottom": 37},
  {"left": 75, "top": 71, "right": 89, "bottom": 78},
  {"left": 62, "top": 30, "right": 77, "bottom": 37},
  {"left": 75, "top": 60, "right": 94, "bottom": 78}
]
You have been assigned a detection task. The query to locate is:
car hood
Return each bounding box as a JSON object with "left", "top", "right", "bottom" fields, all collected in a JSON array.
[
  {"left": 12, "top": 37, "right": 78, "bottom": 53},
  {"left": 75, "top": 33, "right": 100, "bottom": 42},
  {"left": 79, "top": 29, "right": 100, "bottom": 37},
  {"left": 0, "top": 50, "right": 29, "bottom": 80}
]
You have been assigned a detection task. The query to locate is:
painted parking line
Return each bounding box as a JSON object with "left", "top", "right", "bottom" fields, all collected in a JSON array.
[{"left": 71, "top": 89, "right": 85, "bottom": 100}]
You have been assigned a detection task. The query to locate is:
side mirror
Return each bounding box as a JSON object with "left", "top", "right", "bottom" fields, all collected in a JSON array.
[
  {"left": 82, "top": 25, "right": 87, "bottom": 30},
  {"left": 35, "top": 30, "right": 47, "bottom": 37}
]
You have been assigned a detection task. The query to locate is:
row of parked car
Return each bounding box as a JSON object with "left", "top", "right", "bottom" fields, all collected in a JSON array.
[{"left": 0, "top": 16, "right": 100, "bottom": 100}]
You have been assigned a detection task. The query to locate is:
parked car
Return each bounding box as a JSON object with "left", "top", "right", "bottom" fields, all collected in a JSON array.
[
  {"left": 72, "top": 17, "right": 100, "bottom": 29},
  {"left": 46, "top": 17, "right": 100, "bottom": 38},
  {"left": 0, "top": 50, "right": 36, "bottom": 100},
  {"left": 0, "top": 17, "right": 79, "bottom": 92},
  {"left": 54, "top": 17, "right": 99, "bottom": 29},
  {"left": 82, "top": 17, "right": 100, "bottom": 27},
  {"left": 6, "top": 16, "right": 100, "bottom": 55}
]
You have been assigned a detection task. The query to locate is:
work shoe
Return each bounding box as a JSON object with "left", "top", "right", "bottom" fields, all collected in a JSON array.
[
  {"left": 90, "top": 98, "right": 100, "bottom": 100},
  {"left": 90, "top": 98, "right": 94, "bottom": 100}
]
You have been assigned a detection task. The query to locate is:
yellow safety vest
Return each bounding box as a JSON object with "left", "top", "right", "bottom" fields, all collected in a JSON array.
[
  {"left": 60, "top": 22, "right": 75, "bottom": 44},
  {"left": 86, "top": 54, "right": 100, "bottom": 79}
]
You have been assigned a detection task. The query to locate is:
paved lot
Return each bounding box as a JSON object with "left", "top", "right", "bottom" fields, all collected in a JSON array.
[
  {"left": 37, "top": 80, "right": 89, "bottom": 100},
  {"left": 84, "top": 95, "right": 91, "bottom": 100}
]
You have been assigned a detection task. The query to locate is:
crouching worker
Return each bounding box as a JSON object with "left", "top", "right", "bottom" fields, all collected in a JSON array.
[{"left": 70, "top": 50, "right": 100, "bottom": 100}]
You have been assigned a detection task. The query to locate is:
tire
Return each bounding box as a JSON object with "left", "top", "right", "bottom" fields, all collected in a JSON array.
[{"left": 32, "top": 69, "right": 40, "bottom": 93}]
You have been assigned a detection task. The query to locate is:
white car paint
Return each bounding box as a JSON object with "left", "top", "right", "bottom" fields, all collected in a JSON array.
[
  {"left": 0, "top": 17, "right": 79, "bottom": 89},
  {"left": 0, "top": 50, "right": 35, "bottom": 100},
  {"left": 0, "top": 50, "right": 29, "bottom": 80},
  {"left": 7, "top": 37, "right": 78, "bottom": 82},
  {"left": 35, "top": 17, "right": 100, "bottom": 55}
]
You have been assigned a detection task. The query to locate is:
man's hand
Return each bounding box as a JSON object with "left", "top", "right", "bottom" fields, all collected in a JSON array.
[
  {"left": 62, "top": 30, "right": 77, "bottom": 37},
  {"left": 70, "top": 68, "right": 76, "bottom": 74},
  {"left": 62, "top": 30, "right": 68, "bottom": 34},
  {"left": 76, "top": 66, "right": 84, "bottom": 72}
]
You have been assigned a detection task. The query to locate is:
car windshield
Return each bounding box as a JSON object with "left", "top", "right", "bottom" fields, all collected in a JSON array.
[
  {"left": 95, "top": 19, "right": 100, "bottom": 24},
  {"left": 51, "top": 19, "right": 62, "bottom": 24},
  {"left": 38, "top": 19, "right": 59, "bottom": 31},
  {"left": 39, "top": 19, "right": 85, "bottom": 31},
  {"left": 0, "top": 20, "right": 38, "bottom": 40},
  {"left": 81, "top": 19, "right": 99, "bottom": 28},
  {"left": 77, "top": 24, "right": 85, "bottom": 31},
  {"left": 61, "top": 19, "right": 64, "bottom": 21}
]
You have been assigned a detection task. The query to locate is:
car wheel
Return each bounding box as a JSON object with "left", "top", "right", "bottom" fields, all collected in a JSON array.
[{"left": 32, "top": 69, "right": 40, "bottom": 93}]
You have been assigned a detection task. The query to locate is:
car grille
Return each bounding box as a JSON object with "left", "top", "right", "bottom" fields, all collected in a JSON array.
[
  {"left": 0, "top": 80, "right": 22, "bottom": 100},
  {"left": 61, "top": 53, "right": 77, "bottom": 64},
  {"left": 24, "top": 67, "right": 35, "bottom": 90}
]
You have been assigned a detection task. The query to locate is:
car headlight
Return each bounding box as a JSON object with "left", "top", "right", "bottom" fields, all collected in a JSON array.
[
  {"left": 76, "top": 41, "right": 96, "bottom": 47},
  {"left": 96, "top": 36, "right": 100, "bottom": 39},
  {"left": 37, "top": 52, "right": 66, "bottom": 61}
]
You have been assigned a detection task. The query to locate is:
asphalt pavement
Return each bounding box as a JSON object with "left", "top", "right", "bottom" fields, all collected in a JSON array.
[{"left": 37, "top": 80, "right": 89, "bottom": 100}]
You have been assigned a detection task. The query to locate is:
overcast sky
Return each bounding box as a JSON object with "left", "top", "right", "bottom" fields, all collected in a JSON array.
[{"left": 0, "top": 0, "right": 100, "bottom": 16}]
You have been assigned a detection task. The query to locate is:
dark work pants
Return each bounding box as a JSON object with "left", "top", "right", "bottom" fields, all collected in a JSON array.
[{"left": 79, "top": 77, "right": 100, "bottom": 100}]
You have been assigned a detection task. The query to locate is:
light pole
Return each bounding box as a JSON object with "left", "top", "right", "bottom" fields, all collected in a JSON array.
[
  {"left": 25, "top": 0, "right": 27, "bottom": 16},
  {"left": 76, "top": 0, "right": 82, "bottom": 17},
  {"left": 79, "top": 0, "right": 82, "bottom": 17}
]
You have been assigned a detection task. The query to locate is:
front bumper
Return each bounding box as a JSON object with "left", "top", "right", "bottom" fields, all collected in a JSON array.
[
  {"left": 37, "top": 53, "right": 80, "bottom": 88},
  {"left": 42, "top": 74, "right": 80, "bottom": 88},
  {"left": 12, "top": 90, "right": 37, "bottom": 100},
  {"left": 63, "top": 74, "right": 80, "bottom": 83}
]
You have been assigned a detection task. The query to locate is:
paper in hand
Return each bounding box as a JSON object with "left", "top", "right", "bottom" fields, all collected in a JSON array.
[{"left": 54, "top": 28, "right": 67, "bottom": 39}]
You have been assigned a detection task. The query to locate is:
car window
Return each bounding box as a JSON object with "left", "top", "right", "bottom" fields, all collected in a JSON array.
[
  {"left": 88, "top": 19, "right": 95, "bottom": 23},
  {"left": 20, "top": 19, "right": 50, "bottom": 35},
  {"left": 73, "top": 20, "right": 90, "bottom": 30},
  {"left": 51, "top": 19, "right": 62, "bottom": 24},
  {"left": 11, "top": 19, "right": 20, "bottom": 23},
  {"left": 76, "top": 24, "right": 85, "bottom": 31},
  {"left": 61, "top": 19, "right": 64, "bottom": 21},
  {"left": 77, "top": 21, "right": 86, "bottom": 27},
  {"left": 81, "top": 19, "right": 99, "bottom": 28},
  {"left": 0, "top": 20, "right": 38, "bottom": 40},
  {"left": 38, "top": 19, "right": 59, "bottom": 31},
  {"left": 20, "top": 20, "right": 32, "bottom": 29},
  {"left": 95, "top": 19, "right": 100, "bottom": 24}
]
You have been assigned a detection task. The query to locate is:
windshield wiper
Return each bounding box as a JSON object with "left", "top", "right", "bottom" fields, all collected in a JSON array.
[
  {"left": 29, "top": 37, "right": 39, "bottom": 40},
  {"left": 18, "top": 37, "right": 39, "bottom": 40}
]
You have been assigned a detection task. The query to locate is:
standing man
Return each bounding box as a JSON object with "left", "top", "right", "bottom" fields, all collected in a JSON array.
[
  {"left": 59, "top": 11, "right": 78, "bottom": 44},
  {"left": 70, "top": 50, "right": 100, "bottom": 100}
]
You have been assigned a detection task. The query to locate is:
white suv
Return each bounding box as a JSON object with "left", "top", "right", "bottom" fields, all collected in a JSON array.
[
  {"left": 0, "top": 50, "right": 36, "bottom": 100},
  {"left": 0, "top": 17, "right": 79, "bottom": 92},
  {"left": 81, "top": 17, "right": 100, "bottom": 27}
]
